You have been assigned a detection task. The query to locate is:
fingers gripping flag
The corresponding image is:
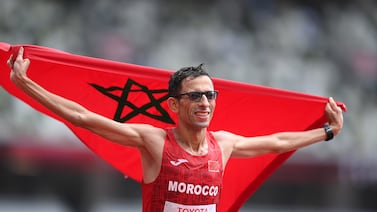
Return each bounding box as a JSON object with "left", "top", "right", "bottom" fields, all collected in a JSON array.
[{"left": 0, "top": 42, "right": 346, "bottom": 211}]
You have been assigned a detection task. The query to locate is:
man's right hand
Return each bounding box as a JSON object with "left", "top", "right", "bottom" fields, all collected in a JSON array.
[{"left": 7, "top": 47, "right": 30, "bottom": 84}]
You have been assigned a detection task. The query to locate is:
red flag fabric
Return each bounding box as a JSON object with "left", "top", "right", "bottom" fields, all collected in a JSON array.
[{"left": 0, "top": 42, "right": 346, "bottom": 211}]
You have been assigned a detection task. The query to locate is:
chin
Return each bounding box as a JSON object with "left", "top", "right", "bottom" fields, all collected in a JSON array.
[{"left": 193, "top": 121, "right": 210, "bottom": 128}]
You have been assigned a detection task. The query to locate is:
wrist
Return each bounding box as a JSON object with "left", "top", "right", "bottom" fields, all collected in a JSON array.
[
  {"left": 323, "top": 124, "right": 334, "bottom": 141},
  {"left": 12, "top": 73, "right": 30, "bottom": 88}
]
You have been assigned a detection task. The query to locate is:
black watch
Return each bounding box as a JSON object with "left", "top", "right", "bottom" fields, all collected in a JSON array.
[{"left": 323, "top": 124, "right": 334, "bottom": 141}]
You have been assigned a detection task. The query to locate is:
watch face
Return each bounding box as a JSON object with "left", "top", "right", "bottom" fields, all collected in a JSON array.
[{"left": 324, "top": 124, "right": 333, "bottom": 141}]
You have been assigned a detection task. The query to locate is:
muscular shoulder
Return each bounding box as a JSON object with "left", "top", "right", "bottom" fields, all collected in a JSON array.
[
  {"left": 211, "top": 130, "right": 243, "bottom": 167},
  {"left": 211, "top": 130, "right": 242, "bottom": 143},
  {"left": 211, "top": 130, "right": 241, "bottom": 152},
  {"left": 137, "top": 125, "right": 166, "bottom": 158},
  {"left": 139, "top": 125, "right": 167, "bottom": 142}
]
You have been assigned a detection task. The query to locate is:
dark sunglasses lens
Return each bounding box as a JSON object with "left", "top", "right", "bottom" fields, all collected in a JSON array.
[
  {"left": 182, "top": 91, "right": 217, "bottom": 101},
  {"left": 188, "top": 92, "right": 202, "bottom": 101},
  {"left": 205, "top": 91, "right": 217, "bottom": 100}
]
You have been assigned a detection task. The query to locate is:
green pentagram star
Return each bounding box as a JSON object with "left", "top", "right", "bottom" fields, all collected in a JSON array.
[{"left": 89, "top": 79, "right": 174, "bottom": 124}]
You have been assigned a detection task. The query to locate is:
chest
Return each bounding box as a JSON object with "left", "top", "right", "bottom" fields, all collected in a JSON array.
[{"left": 161, "top": 144, "right": 223, "bottom": 184}]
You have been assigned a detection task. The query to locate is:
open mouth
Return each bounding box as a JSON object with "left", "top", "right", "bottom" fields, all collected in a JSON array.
[{"left": 194, "top": 111, "right": 210, "bottom": 119}]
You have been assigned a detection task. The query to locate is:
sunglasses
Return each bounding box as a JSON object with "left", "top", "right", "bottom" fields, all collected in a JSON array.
[{"left": 175, "top": 91, "right": 219, "bottom": 102}]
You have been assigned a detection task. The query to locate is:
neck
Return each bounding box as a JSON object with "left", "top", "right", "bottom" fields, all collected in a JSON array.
[{"left": 174, "top": 126, "right": 207, "bottom": 153}]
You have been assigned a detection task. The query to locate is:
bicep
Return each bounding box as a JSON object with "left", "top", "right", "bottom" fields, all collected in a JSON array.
[
  {"left": 231, "top": 134, "right": 281, "bottom": 158},
  {"left": 77, "top": 110, "right": 153, "bottom": 147},
  {"left": 215, "top": 131, "right": 272, "bottom": 161}
]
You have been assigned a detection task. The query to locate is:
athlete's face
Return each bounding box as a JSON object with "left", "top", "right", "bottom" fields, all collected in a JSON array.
[{"left": 175, "top": 75, "right": 216, "bottom": 129}]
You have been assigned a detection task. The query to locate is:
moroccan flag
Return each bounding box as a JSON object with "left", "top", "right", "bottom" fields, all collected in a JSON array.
[{"left": 0, "top": 42, "right": 346, "bottom": 211}]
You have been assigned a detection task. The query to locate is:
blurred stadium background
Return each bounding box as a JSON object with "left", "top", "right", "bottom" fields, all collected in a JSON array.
[{"left": 1, "top": 0, "right": 377, "bottom": 211}]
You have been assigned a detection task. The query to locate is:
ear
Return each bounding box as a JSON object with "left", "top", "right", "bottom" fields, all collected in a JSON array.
[{"left": 167, "top": 97, "right": 179, "bottom": 113}]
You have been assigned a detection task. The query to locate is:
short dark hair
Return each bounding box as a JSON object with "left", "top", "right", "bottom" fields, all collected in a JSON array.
[{"left": 168, "top": 63, "right": 211, "bottom": 97}]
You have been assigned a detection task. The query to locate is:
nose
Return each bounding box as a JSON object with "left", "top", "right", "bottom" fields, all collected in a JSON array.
[{"left": 199, "top": 94, "right": 210, "bottom": 106}]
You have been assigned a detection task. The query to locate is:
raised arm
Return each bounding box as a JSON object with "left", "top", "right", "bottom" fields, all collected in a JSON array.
[
  {"left": 216, "top": 97, "right": 343, "bottom": 159},
  {"left": 7, "top": 47, "right": 160, "bottom": 148}
]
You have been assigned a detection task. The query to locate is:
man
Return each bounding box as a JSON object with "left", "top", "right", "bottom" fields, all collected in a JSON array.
[{"left": 7, "top": 47, "right": 343, "bottom": 211}]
